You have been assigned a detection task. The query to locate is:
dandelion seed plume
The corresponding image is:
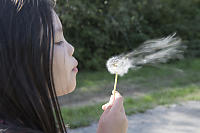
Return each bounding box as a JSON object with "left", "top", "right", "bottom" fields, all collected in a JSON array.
[{"left": 106, "top": 33, "right": 185, "bottom": 76}]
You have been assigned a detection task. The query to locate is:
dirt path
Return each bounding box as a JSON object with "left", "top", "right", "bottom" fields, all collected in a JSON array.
[{"left": 69, "top": 101, "right": 200, "bottom": 133}]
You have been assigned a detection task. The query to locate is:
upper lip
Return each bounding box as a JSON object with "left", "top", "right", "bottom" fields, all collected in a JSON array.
[{"left": 73, "top": 60, "right": 78, "bottom": 70}]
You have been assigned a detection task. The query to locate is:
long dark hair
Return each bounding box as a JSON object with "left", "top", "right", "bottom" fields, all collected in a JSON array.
[{"left": 0, "top": 0, "right": 67, "bottom": 132}]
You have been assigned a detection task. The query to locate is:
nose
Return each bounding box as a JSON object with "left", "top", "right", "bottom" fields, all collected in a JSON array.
[{"left": 68, "top": 43, "right": 74, "bottom": 56}]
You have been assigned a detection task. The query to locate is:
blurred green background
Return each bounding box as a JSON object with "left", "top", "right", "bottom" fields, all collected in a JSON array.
[
  {"left": 55, "top": 0, "right": 200, "bottom": 129},
  {"left": 56, "top": 0, "right": 200, "bottom": 70}
]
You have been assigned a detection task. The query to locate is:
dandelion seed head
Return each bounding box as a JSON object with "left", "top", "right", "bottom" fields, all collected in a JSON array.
[{"left": 106, "top": 56, "right": 132, "bottom": 76}]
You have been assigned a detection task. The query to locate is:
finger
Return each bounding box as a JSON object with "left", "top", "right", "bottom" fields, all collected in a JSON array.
[
  {"left": 112, "top": 90, "right": 120, "bottom": 105},
  {"left": 103, "top": 105, "right": 112, "bottom": 114},
  {"left": 112, "top": 91, "right": 122, "bottom": 100},
  {"left": 102, "top": 103, "right": 110, "bottom": 111},
  {"left": 102, "top": 94, "right": 115, "bottom": 110},
  {"left": 112, "top": 90, "right": 120, "bottom": 95},
  {"left": 109, "top": 95, "right": 114, "bottom": 105}
]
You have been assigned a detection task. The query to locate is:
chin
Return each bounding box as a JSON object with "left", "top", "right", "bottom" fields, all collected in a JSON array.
[
  {"left": 67, "top": 77, "right": 77, "bottom": 93},
  {"left": 60, "top": 82, "right": 76, "bottom": 96},
  {"left": 56, "top": 77, "right": 76, "bottom": 96},
  {"left": 67, "top": 83, "right": 76, "bottom": 94},
  {"left": 57, "top": 88, "right": 75, "bottom": 96},
  {"left": 56, "top": 84, "right": 76, "bottom": 96}
]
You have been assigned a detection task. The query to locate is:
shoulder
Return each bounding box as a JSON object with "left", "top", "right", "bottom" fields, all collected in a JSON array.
[
  {"left": 0, "top": 127, "right": 43, "bottom": 133},
  {"left": 0, "top": 119, "right": 43, "bottom": 133},
  {"left": 0, "top": 124, "right": 43, "bottom": 133}
]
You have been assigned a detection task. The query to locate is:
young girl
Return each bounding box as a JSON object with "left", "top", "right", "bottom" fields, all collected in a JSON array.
[{"left": 0, "top": 0, "right": 128, "bottom": 133}]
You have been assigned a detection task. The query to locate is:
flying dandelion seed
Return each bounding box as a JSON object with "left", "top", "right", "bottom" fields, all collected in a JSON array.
[{"left": 106, "top": 33, "right": 186, "bottom": 98}]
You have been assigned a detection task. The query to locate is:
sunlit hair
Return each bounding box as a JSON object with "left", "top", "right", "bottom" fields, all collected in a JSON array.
[{"left": 0, "top": 0, "right": 67, "bottom": 132}]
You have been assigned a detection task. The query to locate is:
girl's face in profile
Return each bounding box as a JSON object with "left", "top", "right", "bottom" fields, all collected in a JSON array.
[{"left": 52, "top": 11, "right": 78, "bottom": 96}]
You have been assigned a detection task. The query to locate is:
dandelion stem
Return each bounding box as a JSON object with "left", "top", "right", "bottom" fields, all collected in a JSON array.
[{"left": 113, "top": 73, "right": 118, "bottom": 100}]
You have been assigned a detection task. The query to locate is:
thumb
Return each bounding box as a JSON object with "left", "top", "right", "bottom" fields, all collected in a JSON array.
[{"left": 111, "top": 91, "right": 123, "bottom": 112}]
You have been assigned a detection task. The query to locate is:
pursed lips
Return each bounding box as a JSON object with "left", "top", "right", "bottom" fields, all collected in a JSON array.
[{"left": 72, "top": 59, "right": 78, "bottom": 72}]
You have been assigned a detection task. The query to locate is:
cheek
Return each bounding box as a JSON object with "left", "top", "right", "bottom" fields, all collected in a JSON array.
[
  {"left": 53, "top": 46, "right": 71, "bottom": 95},
  {"left": 65, "top": 57, "right": 76, "bottom": 90}
]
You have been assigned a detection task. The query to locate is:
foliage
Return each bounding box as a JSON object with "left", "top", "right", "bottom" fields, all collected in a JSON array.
[{"left": 55, "top": 0, "right": 200, "bottom": 70}]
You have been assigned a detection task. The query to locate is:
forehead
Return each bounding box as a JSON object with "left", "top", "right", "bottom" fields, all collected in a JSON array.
[{"left": 52, "top": 10, "right": 62, "bottom": 33}]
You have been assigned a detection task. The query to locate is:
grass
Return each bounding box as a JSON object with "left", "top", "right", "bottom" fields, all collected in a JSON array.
[
  {"left": 61, "top": 85, "right": 200, "bottom": 129},
  {"left": 60, "top": 58, "right": 200, "bottom": 128}
]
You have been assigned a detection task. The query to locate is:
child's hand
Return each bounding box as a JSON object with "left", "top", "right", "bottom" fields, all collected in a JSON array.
[{"left": 97, "top": 91, "right": 128, "bottom": 133}]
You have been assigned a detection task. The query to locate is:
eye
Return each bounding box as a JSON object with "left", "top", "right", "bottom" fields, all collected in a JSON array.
[{"left": 55, "top": 41, "right": 64, "bottom": 45}]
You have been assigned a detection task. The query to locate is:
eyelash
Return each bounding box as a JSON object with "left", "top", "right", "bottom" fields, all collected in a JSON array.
[{"left": 55, "top": 41, "right": 64, "bottom": 45}]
